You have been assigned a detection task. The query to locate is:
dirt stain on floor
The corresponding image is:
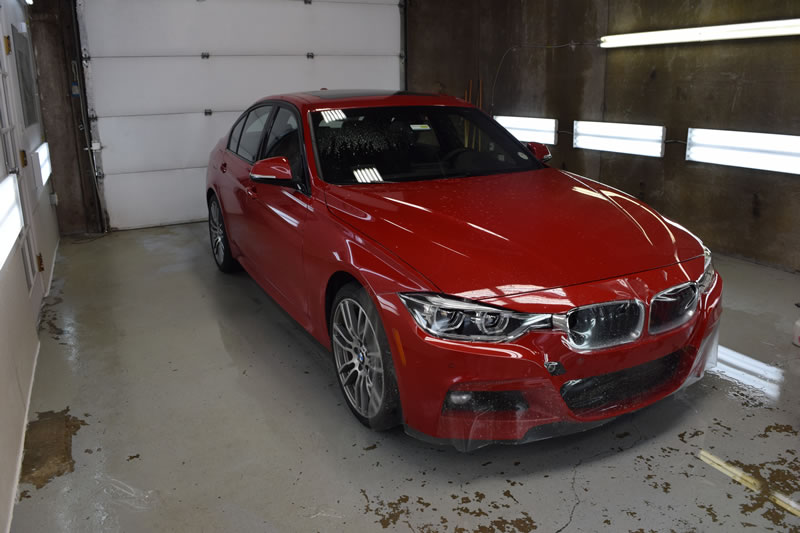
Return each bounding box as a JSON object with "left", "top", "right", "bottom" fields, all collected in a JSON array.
[
  {"left": 360, "top": 489, "right": 536, "bottom": 532},
  {"left": 756, "top": 424, "right": 798, "bottom": 439},
  {"left": 19, "top": 408, "right": 87, "bottom": 489},
  {"left": 37, "top": 296, "right": 65, "bottom": 340},
  {"left": 730, "top": 451, "right": 800, "bottom": 529}
]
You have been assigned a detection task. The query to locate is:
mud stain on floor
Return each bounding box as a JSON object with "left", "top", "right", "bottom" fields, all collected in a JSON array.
[
  {"left": 37, "top": 296, "right": 64, "bottom": 340},
  {"left": 360, "top": 489, "right": 537, "bottom": 532},
  {"left": 756, "top": 424, "right": 798, "bottom": 439},
  {"left": 19, "top": 408, "right": 87, "bottom": 489},
  {"left": 730, "top": 451, "right": 800, "bottom": 529}
]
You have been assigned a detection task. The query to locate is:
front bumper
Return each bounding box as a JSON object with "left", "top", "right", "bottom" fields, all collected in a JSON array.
[{"left": 378, "top": 262, "right": 723, "bottom": 451}]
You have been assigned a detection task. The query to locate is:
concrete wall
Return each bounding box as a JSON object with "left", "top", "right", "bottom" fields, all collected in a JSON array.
[
  {"left": 30, "top": 0, "right": 103, "bottom": 234},
  {"left": 407, "top": 0, "right": 800, "bottom": 271}
]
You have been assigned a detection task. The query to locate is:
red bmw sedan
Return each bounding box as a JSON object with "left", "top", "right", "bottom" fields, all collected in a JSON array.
[{"left": 205, "top": 90, "right": 722, "bottom": 450}]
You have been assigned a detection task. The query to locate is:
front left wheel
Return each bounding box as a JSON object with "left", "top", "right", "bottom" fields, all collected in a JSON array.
[
  {"left": 208, "top": 194, "right": 239, "bottom": 273},
  {"left": 330, "top": 282, "right": 401, "bottom": 431}
]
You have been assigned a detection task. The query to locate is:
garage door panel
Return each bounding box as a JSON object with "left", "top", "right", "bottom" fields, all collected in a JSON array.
[
  {"left": 90, "top": 56, "right": 401, "bottom": 117},
  {"left": 104, "top": 169, "right": 208, "bottom": 230},
  {"left": 83, "top": 0, "right": 401, "bottom": 57},
  {"left": 98, "top": 113, "right": 240, "bottom": 175},
  {"left": 82, "top": 0, "right": 401, "bottom": 228}
]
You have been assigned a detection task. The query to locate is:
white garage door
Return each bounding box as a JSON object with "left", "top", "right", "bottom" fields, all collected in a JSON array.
[{"left": 79, "top": 0, "right": 403, "bottom": 229}]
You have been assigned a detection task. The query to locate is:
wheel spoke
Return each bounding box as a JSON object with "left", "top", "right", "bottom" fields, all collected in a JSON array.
[
  {"left": 352, "top": 373, "right": 363, "bottom": 409},
  {"left": 332, "top": 332, "right": 350, "bottom": 353},
  {"left": 332, "top": 324, "right": 355, "bottom": 349},
  {"left": 341, "top": 302, "right": 356, "bottom": 336},
  {"left": 368, "top": 380, "right": 382, "bottom": 409},
  {"left": 356, "top": 308, "right": 368, "bottom": 341},
  {"left": 358, "top": 374, "right": 370, "bottom": 414},
  {"left": 339, "top": 363, "right": 358, "bottom": 387}
]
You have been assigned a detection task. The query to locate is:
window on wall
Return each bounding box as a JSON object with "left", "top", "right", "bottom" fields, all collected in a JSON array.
[
  {"left": 11, "top": 24, "right": 40, "bottom": 129},
  {"left": 0, "top": 174, "right": 23, "bottom": 267}
]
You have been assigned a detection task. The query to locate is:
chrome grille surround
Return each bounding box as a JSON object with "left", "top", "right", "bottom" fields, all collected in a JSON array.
[
  {"left": 553, "top": 300, "right": 645, "bottom": 352},
  {"left": 648, "top": 281, "right": 699, "bottom": 335}
]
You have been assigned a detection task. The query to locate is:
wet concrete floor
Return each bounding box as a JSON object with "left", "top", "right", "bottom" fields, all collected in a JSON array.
[{"left": 11, "top": 223, "right": 800, "bottom": 532}]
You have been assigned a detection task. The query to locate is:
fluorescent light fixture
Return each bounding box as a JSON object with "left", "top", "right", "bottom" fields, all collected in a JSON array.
[
  {"left": 35, "top": 142, "right": 52, "bottom": 185},
  {"left": 321, "top": 109, "right": 346, "bottom": 123},
  {"left": 686, "top": 128, "right": 800, "bottom": 175},
  {"left": 573, "top": 120, "right": 666, "bottom": 157},
  {"left": 352, "top": 167, "right": 383, "bottom": 183},
  {"left": 494, "top": 116, "right": 558, "bottom": 145},
  {"left": 600, "top": 18, "right": 800, "bottom": 48},
  {"left": 0, "top": 174, "right": 23, "bottom": 266}
]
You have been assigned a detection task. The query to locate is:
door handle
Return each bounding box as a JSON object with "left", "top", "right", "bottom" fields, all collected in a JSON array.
[
  {"left": 220, "top": 162, "right": 227, "bottom": 173},
  {"left": 245, "top": 186, "right": 257, "bottom": 199}
]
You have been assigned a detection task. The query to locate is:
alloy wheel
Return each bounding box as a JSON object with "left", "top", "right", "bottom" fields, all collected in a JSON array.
[
  {"left": 331, "top": 298, "right": 385, "bottom": 419},
  {"left": 209, "top": 199, "right": 226, "bottom": 266}
]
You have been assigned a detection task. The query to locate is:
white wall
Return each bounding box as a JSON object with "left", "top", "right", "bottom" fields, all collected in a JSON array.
[
  {"left": 0, "top": 247, "right": 39, "bottom": 533},
  {"left": 0, "top": 0, "right": 61, "bottom": 526},
  {"left": 0, "top": 184, "right": 58, "bottom": 532}
]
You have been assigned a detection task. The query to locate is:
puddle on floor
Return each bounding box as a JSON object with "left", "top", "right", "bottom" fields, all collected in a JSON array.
[{"left": 19, "top": 408, "right": 87, "bottom": 489}]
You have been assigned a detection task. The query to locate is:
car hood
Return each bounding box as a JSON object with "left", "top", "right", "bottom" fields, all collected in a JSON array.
[{"left": 324, "top": 168, "right": 704, "bottom": 299}]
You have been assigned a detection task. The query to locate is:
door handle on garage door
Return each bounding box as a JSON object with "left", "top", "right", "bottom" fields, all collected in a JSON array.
[
  {"left": 220, "top": 162, "right": 227, "bottom": 173},
  {"left": 245, "top": 187, "right": 257, "bottom": 199}
]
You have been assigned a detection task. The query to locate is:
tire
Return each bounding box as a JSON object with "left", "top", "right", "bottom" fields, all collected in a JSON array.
[
  {"left": 330, "top": 282, "right": 401, "bottom": 431},
  {"left": 208, "top": 194, "right": 239, "bottom": 273}
]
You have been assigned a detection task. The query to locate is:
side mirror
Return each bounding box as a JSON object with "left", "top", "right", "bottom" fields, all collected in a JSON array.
[
  {"left": 250, "top": 156, "right": 293, "bottom": 182},
  {"left": 526, "top": 142, "right": 552, "bottom": 163}
]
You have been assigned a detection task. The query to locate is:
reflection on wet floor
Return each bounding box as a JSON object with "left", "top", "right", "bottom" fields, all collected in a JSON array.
[
  {"left": 714, "top": 345, "right": 784, "bottom": 401},
  {"left": 10, "top": 224, "right": 800, "bottom": 532}
]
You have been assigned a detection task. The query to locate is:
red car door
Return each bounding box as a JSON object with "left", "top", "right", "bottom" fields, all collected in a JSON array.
[
  {"left": 221, "top": 105, "right": 273, "bottom": 263},
  {"left": 246, "top": 105, "right": 311, "bottom": 319}
]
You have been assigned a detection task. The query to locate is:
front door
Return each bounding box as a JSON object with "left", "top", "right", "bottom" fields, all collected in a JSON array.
[{"left": 248, "top": 106, "right": 310, "bottom": 318}]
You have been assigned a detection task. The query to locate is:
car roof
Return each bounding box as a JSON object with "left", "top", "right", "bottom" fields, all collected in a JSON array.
[{"left": 256, "top": 90, "right": 471, "bottom": 112}]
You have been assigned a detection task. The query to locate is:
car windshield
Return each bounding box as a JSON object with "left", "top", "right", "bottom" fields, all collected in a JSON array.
[{"left": 310, "top": 106, "right": 541, "bottom": 184}]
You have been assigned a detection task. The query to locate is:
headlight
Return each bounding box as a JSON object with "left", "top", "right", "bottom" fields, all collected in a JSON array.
[
  {"left": 399, "top": 293, "right": 552, "bottom": 342},
  {"left": 697, "top": 246, "right": 715, "bottom": 293}
]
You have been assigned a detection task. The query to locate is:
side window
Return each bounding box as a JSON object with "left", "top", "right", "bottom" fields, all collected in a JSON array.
[
  {"left": 227, "top": 115, "right": 246, "bottom": 152},
  {"left": 236, "top": 106, "right": 272, "bottom": 162},
  {"left": 263, "top": 108, "right": 303, "bottom": 180}
]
